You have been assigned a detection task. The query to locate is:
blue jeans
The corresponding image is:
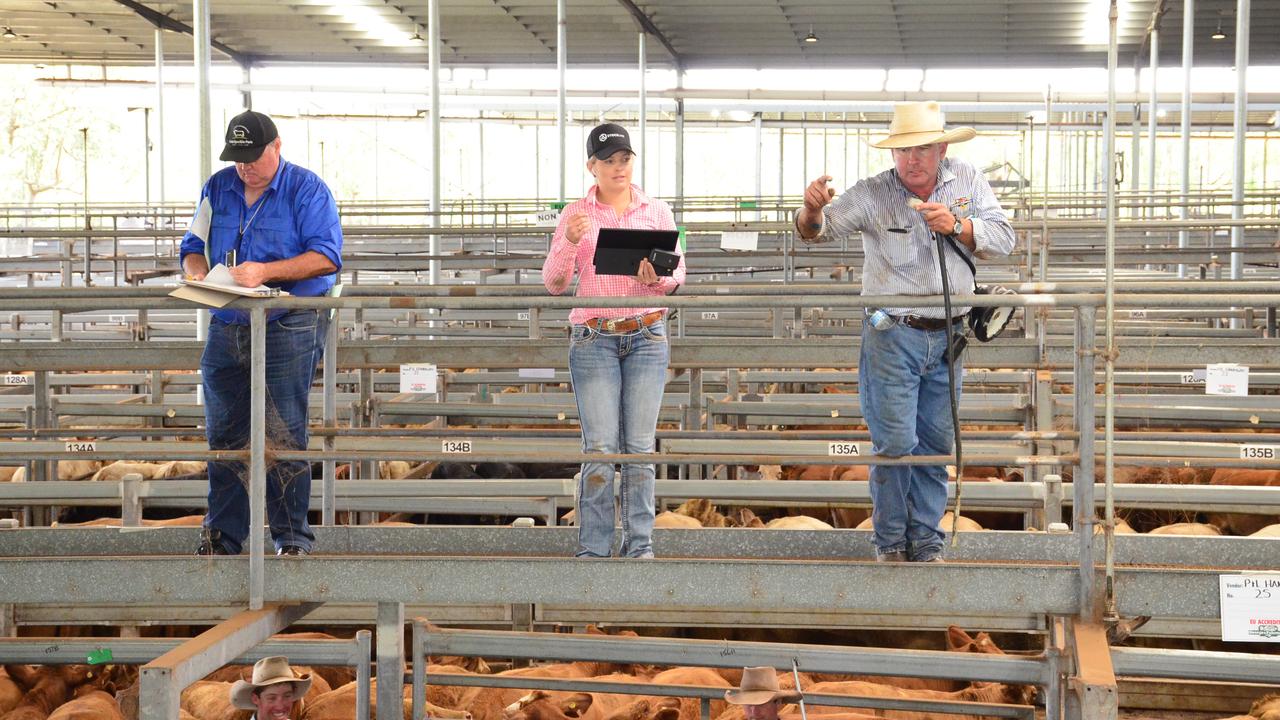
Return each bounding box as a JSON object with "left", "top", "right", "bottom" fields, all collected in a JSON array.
[
  {"left": 201, "top": 309, "right": 328, "bottom": 554},
  {"left": 568, "top": 320, "right": 670, "bottom": 558},
  {"left": 858, "top": 315, "right": 962, "bottom": 561}
]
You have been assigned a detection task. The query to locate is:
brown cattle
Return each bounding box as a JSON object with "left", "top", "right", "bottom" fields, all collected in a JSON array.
[
  {"left": 1206, "top": 469, "right": 1280, "bottom": 536},
  {"left": 654, "top": 513, "right": 702, "bottom": 529},
  {"left": 46, "top": 690, "right": 123, "bottom": 720},
  {"left": 56, "top": 516, "right": 204, "bottom": 528},
  {"left": 299, "top": 678, "right": 471, "bottom": 720},
  {"left": 801, "top": 679, "right": 1029, "bottom": 720},
  {"left": 647, "top": 667, "right": 730, "bottom": 720},
  {"left": 0, "top": 671, "right": 21, "bottom": 715},
  {"left": 0, "top": 665, "right": 95, "bottom": 720},
  {"left": 1147, "top": 522, "right": 1222, "bottom": 536},
  {"left": 1252, "top": 693, "right": 1280, "bottom": 720},
  {"left": 765, "top": 516, "right": 833, "bottom": 530},
  {"left": 179, "top": 681, "right": 248, "bottom": 720}
]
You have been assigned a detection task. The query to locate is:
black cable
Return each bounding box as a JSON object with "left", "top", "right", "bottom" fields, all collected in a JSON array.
[{"left": 932, "top": 230, "right": 965, "bottom": 543}]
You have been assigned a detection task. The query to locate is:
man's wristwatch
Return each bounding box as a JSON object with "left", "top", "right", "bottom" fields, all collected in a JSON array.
[{"left": 951, "top": 217, "right": 964, "bottom": 237}]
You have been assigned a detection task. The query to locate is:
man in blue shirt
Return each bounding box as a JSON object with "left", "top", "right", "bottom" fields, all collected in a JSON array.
[{"left": 180, "top": 110, "right": 343, "bottom": 557}]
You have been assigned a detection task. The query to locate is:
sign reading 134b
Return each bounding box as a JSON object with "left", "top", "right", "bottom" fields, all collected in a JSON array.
[{"left": 442, "top": 440, "right": 473, "bottom": 454}]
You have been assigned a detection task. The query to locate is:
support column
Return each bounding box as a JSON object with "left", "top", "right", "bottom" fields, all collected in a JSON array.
[
  {"left": 376, "top": 602, "right": 405, "bottom": 720},
  {"left": 1074, "top": 305, "right": 1098, "bottom": 620},
  {"left": 154, "top": 27, "right": 166, "bottom": 208},
  {"left": 1179, "top": 0, "right": 1194, "bottom": 279},
  {"left": 753, "top": 113, "right": 762, "bottom": 213},
  {"left": 249, "top": 305, "right": 267, "bottom": 609},
  {"left": 241, "top": 64, "right": 252, "bottom": 110},
  {"left": 557, "top": 0, "right": 567, "bottom": 202},
  {"left": 1130, "top": 56, "right": 1141, "bottom": 218},
  {"left": 674, "top": 70, "right": 685, "bottom": 223},
  {"left": 1230, "top": 0, "right": 1250, "bottom": 285},
  {"left": 428, "top": 0, "right": 442, "bottom": 287},
  {"left": 638, "top": 31, "right": 646, "bottom": 188},
  {"left": 322, "top": 308, "right": 337, "bottom": 526},
  {"left": 1147, "top": 27, "right": 1159, "bottom": 213},
  {"left": 193, "top": 0, "right": 212, "bottom": 354}
]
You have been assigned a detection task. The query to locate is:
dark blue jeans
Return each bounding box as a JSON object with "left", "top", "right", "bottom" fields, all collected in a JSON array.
[
  {"left": 858, "top": 315, "right": 962, "bottom": 561},
  {"left": 201, "top": 309, "right": 327, "bottom": 554}
]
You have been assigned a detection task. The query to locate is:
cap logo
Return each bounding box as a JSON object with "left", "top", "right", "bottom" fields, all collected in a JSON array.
[
  {"left": 598, "top": 132, "right": 625, "bottom": 142},
  {"left": 230, "top": 125, "right": 252, "bottom": 146}
]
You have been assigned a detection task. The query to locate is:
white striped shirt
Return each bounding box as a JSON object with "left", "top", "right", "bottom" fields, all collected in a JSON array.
[{"left": 801, "top": 158, "right": 1016, "bottom": 318}]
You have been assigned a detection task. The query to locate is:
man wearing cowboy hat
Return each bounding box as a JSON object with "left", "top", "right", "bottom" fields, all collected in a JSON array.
[
  {"left": 795, "top": 101, "right": 1015, "bottom": 563},
  {"left": 724, "top": 667, "right": 802, "bottom": 720},
  {"left": 229, "top": 656, "right": 312, "bottom": 719}
]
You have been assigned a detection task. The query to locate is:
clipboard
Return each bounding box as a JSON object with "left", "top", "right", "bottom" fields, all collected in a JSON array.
[
  {"left": 168, "top": 263, "right": 289, "bottom": 308},
  {"left": 592, "top": 228, "right": 680, "bottom": 276}
]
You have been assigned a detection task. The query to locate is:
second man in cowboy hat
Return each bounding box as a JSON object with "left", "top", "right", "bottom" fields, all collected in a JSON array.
[
  {"left": 229, "top": 656, "right": 312, "bottom": 720},
  {"left": 795, "top": 101, "right": 1015, "bottom": 563},
  {"left": 724, "top": 667, "right": 803, "bottom": 720}
]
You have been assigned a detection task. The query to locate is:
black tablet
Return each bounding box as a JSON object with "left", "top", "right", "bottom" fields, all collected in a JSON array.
[{"left": 592, "top": 228, "right": 680, "bottom": 276}]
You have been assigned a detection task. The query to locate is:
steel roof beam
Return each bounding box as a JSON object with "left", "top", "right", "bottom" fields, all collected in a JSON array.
[{"left": 111, "top": 0, "right": 253, "bottom": 66}]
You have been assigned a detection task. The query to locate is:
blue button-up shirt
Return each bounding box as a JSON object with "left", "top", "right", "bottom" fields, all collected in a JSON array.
[
  {"left": 179, "top": 160, "right": 343, "bottom": 324},
  {"left": 801, "top": 157, "right": 1016, "bottom": 318}
]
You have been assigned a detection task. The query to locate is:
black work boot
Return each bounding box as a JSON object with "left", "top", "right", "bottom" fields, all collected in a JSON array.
[{"left": 195, "top": 528, "right": 233, "bottom": 556}]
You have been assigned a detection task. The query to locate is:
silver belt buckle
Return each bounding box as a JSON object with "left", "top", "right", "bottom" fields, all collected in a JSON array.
[{"left": 605, "top": 318, "right": 621, "bottom": 332}]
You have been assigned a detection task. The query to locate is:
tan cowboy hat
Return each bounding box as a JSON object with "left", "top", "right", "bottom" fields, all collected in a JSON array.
[
  {"left": 870, "top": 101, "right": 976, "bottom": 149},
  {"left": 723, "top": 667, "right": 802, "bottom": 706},
  {"left": 229, "top": 656, "right": 312, "bottom": 710}
]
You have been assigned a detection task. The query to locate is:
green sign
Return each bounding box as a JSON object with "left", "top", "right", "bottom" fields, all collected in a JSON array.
[
  {"left": 677, "top": 226, "right": 687, "bottom": 252},
  {"left": 739, "top": 200, "right": 757, "bottom": 209},
  {"left": 549, "top": 201, "right": 568, "bottom": 210},
  {"left": 87, "top": 648, "right": 113, "bottom": 665}
]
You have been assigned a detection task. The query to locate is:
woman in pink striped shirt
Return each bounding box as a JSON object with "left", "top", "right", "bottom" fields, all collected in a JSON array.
[{"left": 542, "top": 123, "right": 686, "bottom": 559}]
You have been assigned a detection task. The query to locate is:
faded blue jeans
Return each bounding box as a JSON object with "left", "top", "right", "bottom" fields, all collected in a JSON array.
[
  {"left": 568, "top": 320, "right": 670, "bottom": 558},
  {"left": 201, "top": 309, "right": 328, "bottom": 554},
  {"left": 858, "top": 315, "right": 962, "bottom": 561}
]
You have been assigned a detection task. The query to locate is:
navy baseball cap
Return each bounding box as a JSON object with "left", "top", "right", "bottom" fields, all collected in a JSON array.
[
  {"left": 587, "top": 123, "right": 633, "bottom": 160},
  {"left": 220, "top": 110, "right": 279, "bottom": 163}
]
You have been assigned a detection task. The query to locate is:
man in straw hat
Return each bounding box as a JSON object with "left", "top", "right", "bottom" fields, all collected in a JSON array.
[
  {"left": 724, "top": 667, "right": 803, "bottom": 720},
  {"left": 229, "top": 656, "right": 312, "bottom": 719},
  {"left": 795, "top": 101, "right": 1015, "bottom": 563}
]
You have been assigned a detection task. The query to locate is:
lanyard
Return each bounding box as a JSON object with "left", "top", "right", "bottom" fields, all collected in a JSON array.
[{"left": 230, "top": 194, "right": 267, "bottom": 266}]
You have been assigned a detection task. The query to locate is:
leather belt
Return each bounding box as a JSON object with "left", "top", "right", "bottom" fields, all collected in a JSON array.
[
  {"left": 898, "top": 314, "right": 966, "bottom": 331},
  {"left": 584, "top": 310, "right": 666, "bottom": 334}
]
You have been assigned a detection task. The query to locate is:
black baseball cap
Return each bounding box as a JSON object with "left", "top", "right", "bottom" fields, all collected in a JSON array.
[
  {"left": 220, "top": 110, "right": 279, "bottom": 163},
  {"left": 587, "top": 123, "right": 633, "bottom": 160}
]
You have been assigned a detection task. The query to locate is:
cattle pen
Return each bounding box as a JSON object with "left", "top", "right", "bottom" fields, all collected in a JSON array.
[{"left": 4, "top": 1, "right": 1280, "bottom": 719}]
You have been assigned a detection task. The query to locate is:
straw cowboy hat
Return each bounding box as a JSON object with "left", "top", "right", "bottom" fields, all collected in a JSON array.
[
  {"left": 723, "top": 667, "right": 802, "bottom": 705},
  {"left": 870, "top": 101, "right": 976, "bottom": 149},
  {"left": 229, "top": 656, "right": 312, "bottom": 710}
]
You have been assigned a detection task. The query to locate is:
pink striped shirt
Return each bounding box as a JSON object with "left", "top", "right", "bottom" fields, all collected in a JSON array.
[{"left": 542, "top": 184, "right": 685, "bottom": 325}]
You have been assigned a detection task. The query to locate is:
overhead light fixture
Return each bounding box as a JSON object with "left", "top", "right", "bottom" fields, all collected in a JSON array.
[
  {"left": 803, "top": 26, "right": 818, "bottom": 43},
  {"left": 410, "top": 24, "right": 423, "bottom": 42},
  {"left": 2, "top": 27, "right": 16, "bottom": 40},
  {"left": 1211, "top": 18, "right": 1226, "bottom": 40}
]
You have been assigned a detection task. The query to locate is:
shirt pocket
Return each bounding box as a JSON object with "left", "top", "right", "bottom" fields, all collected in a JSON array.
[
  {"left": 872, "top": 208, "right": 921, "bottom": 268},
  {"left": 245, "top": 215, "right": 296, "bottom": 263}
]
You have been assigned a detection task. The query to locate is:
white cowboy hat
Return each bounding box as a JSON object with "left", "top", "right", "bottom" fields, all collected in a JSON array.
[
  {"left": 723, "top": 667, "right": 802, "bottom": 706},
  {"left": 229, "top": 656, "right": 312, "bottom": 710},
  {"left": 870, "top": 101, "right": 976, "bottom": 149}
]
